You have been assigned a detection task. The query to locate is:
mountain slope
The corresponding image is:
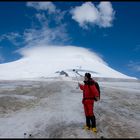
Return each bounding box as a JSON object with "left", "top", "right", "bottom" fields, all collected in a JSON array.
[{"left": 0, "top": 46, "right": 136, "bottom": 80}]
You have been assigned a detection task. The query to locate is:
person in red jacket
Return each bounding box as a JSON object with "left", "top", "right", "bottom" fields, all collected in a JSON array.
[{"left": 78, "top": 73, "right": 99, "bottom": 133}]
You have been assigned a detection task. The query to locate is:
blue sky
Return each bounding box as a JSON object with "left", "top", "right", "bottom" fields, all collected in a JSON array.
[{"left": 0, "top": 2, "right": 140, "bottom": 79}]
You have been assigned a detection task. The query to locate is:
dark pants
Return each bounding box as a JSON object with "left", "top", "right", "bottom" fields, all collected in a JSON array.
[{"left": 86, "top": 115, "right": 96, "bottom": 128}]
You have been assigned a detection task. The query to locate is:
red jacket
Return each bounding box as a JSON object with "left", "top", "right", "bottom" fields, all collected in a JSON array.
[{"left": 79, "top": 79, "right": 99, "bottom": 101}]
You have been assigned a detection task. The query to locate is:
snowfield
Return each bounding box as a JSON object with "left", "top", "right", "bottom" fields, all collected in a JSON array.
[
  {"left": 0, "top": 77, "right": 139, "bottom": 138},
  {"left": 0, "top": 46, "right": 137, "bottom": 80}
]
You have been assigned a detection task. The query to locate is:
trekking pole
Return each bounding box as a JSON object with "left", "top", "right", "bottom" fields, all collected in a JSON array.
[
  {"left": 24, "top": 133, "right": 27, "bottom": 139},
  {"left": 73, "top": 69, "right": 79, "bottom": 89},
  {"left": 73, "top": 69, "right": 79, "bottom": 82}
]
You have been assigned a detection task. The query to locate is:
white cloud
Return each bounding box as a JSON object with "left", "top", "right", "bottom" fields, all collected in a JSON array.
[
  {"left": 26, "top": 2, "right": 56, "bottom": 13},
  {"left": 98, "top": 2, "right": 115, "bottom": 27},
  {"left": 27, "top": 2, "right": 66, "bottom": 25},
  {"left": 128, "top": 61, "right": 140, "bottom": 72},
  {"left": 71, "top": 2, "right": 115, "bottom": 29},
  {"left": 0, "top": 3, "right": 69, "bottom": 48},
  {"left": 71, "top": 2, "right": 99, "bottom": 28},
  {"left": 22, "top": 23, "right": 69, "bottom": 47},
  {"left": 24, "top": 2, "right": 69, "bottom": 46},
  {"left": 35, "top": 13, "right": 47, "bottom": 24},
  {"left": 0, "top": 32, "right": 22, "bottom": 46}
]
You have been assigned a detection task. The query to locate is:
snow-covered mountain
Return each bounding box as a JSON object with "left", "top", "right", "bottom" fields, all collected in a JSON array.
[{"left": 0, "top": 45, "right": 136, "bottom": 80}]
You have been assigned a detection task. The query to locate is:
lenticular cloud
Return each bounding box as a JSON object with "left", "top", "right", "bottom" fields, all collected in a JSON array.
[{"left": 0, "top": 45, "right": 136, "bottom": 80}]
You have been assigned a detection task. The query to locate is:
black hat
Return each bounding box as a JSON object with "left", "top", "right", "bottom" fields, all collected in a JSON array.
[{"left": 85, "top": 73, "right": 91, "bottom": 79}]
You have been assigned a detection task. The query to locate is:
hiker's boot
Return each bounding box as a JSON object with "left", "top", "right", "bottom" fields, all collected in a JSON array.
[
  {"left": 83, "top": 125, "right": 90, "bottom": 130},
  {"left": 91, "top": 127, "right": 97, "bottom": 133}
]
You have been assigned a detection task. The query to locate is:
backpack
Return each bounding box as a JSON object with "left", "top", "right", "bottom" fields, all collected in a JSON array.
[
  {"left": 87, "top": 80, "right": 100, "bottom": 101},
  {"left": 94, "top": 81, "right": 100, "bottom": 101}
]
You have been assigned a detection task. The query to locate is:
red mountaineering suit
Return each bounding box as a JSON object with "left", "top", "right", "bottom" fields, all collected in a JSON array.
[{"left": 79, "top": 79, "right": 99, "bottom": 116}]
